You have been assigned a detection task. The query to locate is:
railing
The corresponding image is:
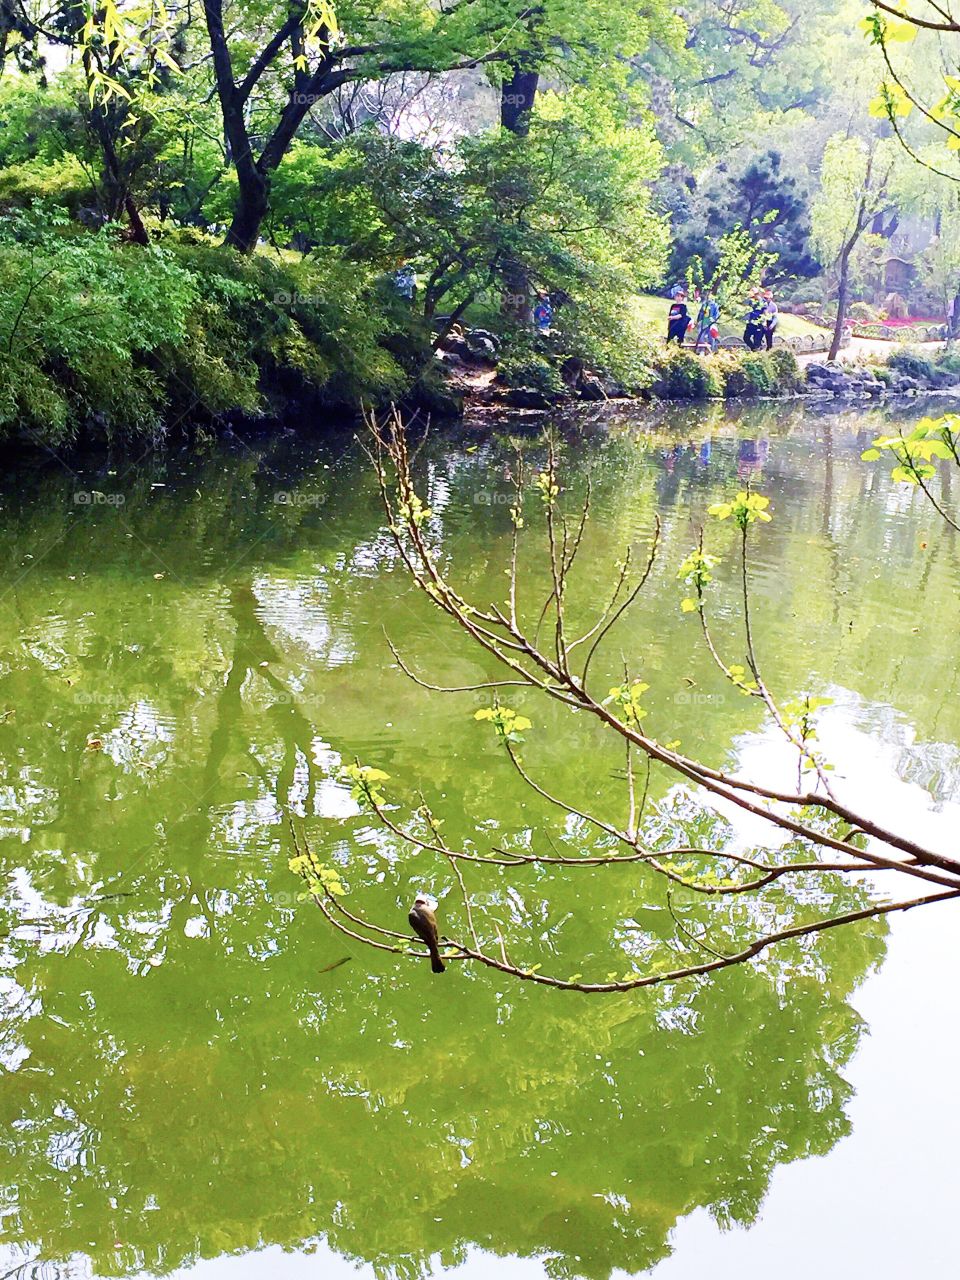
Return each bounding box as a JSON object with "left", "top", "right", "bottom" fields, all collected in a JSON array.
[{"left": 718, "top": 332, "right": 839, "bottom": 354}]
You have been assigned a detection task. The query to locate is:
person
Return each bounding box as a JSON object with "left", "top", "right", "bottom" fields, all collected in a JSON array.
[
  {"left": 533, "top": 293, "right": 553, "bottom": 332},
  {"left": 762, "top": 289, "right": 779, "bottom": 351},
  {"left": 394, "top": 264, "right": 416, "bottom": 303},
  {"left": 667, "top": 291, "right": 690, "bottom": 345},
  {"left": 696, "top": 290, "right": 721, "bottom": 353},
  {"left": 743, "top": 295, "right": 765, "bottom": 351}
]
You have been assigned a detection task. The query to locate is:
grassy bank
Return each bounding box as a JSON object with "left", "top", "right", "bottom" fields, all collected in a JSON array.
[{"left": 0, "top": 223, "right": 429, "bottom": 445}]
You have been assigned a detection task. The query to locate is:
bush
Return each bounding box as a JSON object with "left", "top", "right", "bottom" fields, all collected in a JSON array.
[
  {"left": 934, "top": 348, "right": 960, "bottom": 379},
  {"left": 785, "top": 280, "right": 826, "bottom": 307},
  {"left": 765, "top": 347, "right": 803, "bottom": 392},
  {"left": 848, "top": 301, "right": 881, "bottom": 323},
  {"left": 650, "top": 345, "right": 800, "bottom": 400},
  {"left": 497, "top": 342, "right": 566, "bottom": 399},
  {"left": 652, "top": 347, "right": 724, "bottom": 398},
  {"left": 0, "top": 217, "right": 414, "bottom": 443},
  {"left": 888, "top": 347, "right": 935, "bottom": 382}
]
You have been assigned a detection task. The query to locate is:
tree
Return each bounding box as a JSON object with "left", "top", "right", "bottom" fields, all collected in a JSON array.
[
  {"left": 194, "top": 0, "right": 680, "bottom": 254},
  {"left": 811, "top": 133, "right": 894, "bottom": 361},
  {"left": 667, "top": 149, "right": 820, "bottom": 285},
  {"left": 291, "top": 411, "right": 960, "bottom": 992}
]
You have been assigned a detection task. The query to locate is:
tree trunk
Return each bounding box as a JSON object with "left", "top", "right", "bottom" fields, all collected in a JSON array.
[
  {"left": 499, "top": 62, "right": 540, "bottom": 325},
  {"left": 828, "top": 243, "right": 852, "bottom": 362},
  {"left": 500, "top": 65, "right": 539, "bottom": 138},
  {"left": 124, "top": 196, "right": 150, "bottom": 247},
  {"left": 225, "top": 173, "right": 270, "bottom": 254}
]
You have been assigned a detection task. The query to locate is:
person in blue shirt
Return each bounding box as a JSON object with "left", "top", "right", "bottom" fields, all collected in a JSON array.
[
  {"left": 762, "top": 290, "right": 779, "bottom": 350},
  {"left": 696, "top": 290, "right": 721, "bottom": 353}
]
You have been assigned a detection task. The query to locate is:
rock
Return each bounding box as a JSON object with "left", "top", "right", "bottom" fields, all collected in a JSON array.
[
  {"left": 440, "top": 332, "right": 473, "bottom": 362},
  {"left": 561, "top": 356, "right": 585, "bottom": 385},
  {"left": 465, "top": 328, "right": 500, "bottom": 360},
  {"left": 599, "top": 374, "right": 627, "bottom": 399},
  {"left": 577, "top": 374, "right": 607, "bottom": 401},
  {"left": 505, "top": 387, "right": 554, "bottom": 410}
]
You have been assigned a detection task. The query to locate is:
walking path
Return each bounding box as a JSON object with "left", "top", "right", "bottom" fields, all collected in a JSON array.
[{"left": 795, "top": 336, "right": 945, "bottom": 366}]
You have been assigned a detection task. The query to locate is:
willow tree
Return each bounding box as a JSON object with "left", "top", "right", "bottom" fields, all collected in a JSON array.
[{"left": 862, "top": 2, "right": 960, "bottom": 181}]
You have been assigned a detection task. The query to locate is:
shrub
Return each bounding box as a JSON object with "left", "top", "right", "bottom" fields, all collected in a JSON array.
[
  {"left": 848, "top": 301, "right": 880, "bottom": 323},
  {"left": 887, "top": 347, "right": 935, "bottom": 381},
  {"left": 0, "top": 218, "right": 413, "bottom": 443},
  {"left": 497, "top": 342, "right": 566, "bottom": 399},
  {"left": 934, "top": 348, "right": 960, "bottom": 379},
  {"left": 765, "top": 348, "right": 803, "bottom": 392},
  {"left": 650, "top": 345, "right": 800, "bottom": 400},
  {"left": 652, "top": 347, "right": 724, "bottom": 399}
]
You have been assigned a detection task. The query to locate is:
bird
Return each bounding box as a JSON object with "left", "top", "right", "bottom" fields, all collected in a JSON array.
[{"left": 409, "top": 894, "right": 445, "bottom": 973}]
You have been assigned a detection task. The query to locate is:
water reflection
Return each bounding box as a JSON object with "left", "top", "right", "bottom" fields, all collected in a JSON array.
[{"left": 0, "top": 400, "right": 956, "bottom": 1279}]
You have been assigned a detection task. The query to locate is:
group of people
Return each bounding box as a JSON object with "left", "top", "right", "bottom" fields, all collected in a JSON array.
[
  {"left": 665, "top": 284, "right": 779, "bottom": 353},
  {"left": 666, "top": 286, "right": 721, "bottom": 352},
  {"left": 743, "top": 288, "right": 779, "bottom": 351}
]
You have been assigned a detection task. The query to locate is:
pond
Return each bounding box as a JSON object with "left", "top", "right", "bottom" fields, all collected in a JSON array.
[{"left": 0, "top": 399, "right": 958, "bottom": 1280}]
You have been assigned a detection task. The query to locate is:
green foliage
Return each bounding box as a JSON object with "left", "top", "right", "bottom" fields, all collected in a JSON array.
[
  {"left": 497, "top": 343, "right": 566, "bottom": 398},
  {"left": 887, "top": 347, "right": 936, "bottom": 381},
  {"left": 473, "top": 705, "right": 532, "bottom": 742},
  {"left": 652, "top": 346, "right": 800, "bottom": 400},
  {"left": 686, "top": 222, "right": 779, "bottom": 315},
  {"left": 708, "top": 490, "right": 773, "bottom": 527},
  {"left": 0, "top": 217, "right": 410, "bottom": 441},
  {"left": 653, "top": 347, "right": 724, "bottom": 398},
  {"left": 668, "top": 150, "right": 818, "bottom": 286},
  {"left": 0, "top": 213, "right": 197, "bottom": 439},
  {"left": 862, "top": 415, "right": 960, "bottom": 485},
  {"left": 342, "top": 763, "right": 391, "bottom": 808},
  {"left": 601, "top": 680, "right": 650, "bottom": 727}
]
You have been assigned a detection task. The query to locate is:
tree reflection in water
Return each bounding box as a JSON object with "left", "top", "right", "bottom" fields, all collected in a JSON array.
[{"left": 3, "top": 404, "right": 949, "bottom": 1279}]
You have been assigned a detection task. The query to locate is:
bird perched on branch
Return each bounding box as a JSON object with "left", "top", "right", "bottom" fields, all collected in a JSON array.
[{"left": 409, "top": 894, "right": 445, "bottom": 973}]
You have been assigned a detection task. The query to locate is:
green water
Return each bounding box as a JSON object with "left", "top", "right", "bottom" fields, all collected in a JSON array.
[{"left": 1, "top": 399, "right": 959, "bottom": 1280}]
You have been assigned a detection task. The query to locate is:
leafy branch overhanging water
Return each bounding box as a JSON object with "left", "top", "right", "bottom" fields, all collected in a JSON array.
[{"left": 290, "top": 408, "right": 960, "bottom": 992}]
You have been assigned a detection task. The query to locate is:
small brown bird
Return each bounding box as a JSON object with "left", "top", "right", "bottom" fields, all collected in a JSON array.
[{"left": 409, "top": 894, "right": 445, "bottom": 974}]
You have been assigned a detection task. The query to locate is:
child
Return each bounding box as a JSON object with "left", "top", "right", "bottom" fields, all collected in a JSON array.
[
  {"left": 696, "top": 291, "right": 721, "bottom": 353},
  {"left": 762, "top": 290, "right": 779, "bottom": 351},
  {"left": 667, "top": 292, "right": 690, "bottom": 345}
]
